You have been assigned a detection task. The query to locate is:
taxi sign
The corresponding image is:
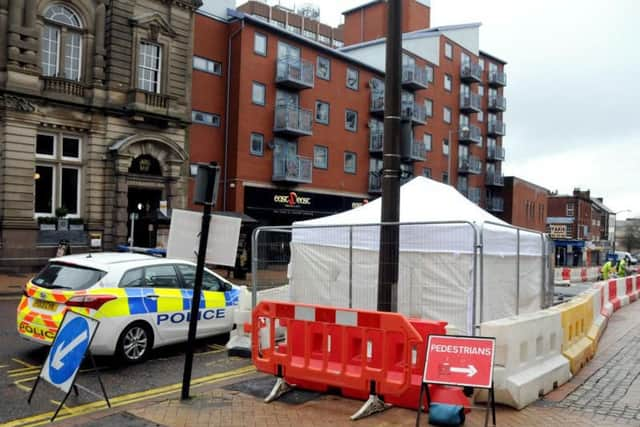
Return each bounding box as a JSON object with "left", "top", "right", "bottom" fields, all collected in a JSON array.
[
  {"left": 423, "top": 335, "right": 495, "bottom": 389},
  {"left": 41, "top": 311, "right": 99, "bottom": 393}
]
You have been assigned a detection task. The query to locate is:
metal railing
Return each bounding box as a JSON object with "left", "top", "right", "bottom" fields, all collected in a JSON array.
[
  {"left": 487, "top": 145, "right": 506, "bottom": 161},
  {"left": 458, "top": 155, "right": 482, "bottom": 174},
  {"left": 409, "top": 140, "right": 427, "bottom": 161},
  {"left": 401, "top": 101, "right": 427, "bottom": 124},
  {"left": 370, "top": 92, "right": 385, "bottom": 114},
  {"left": 275, "top": 56, "right": 314, "bottom": 89},
  {"left": 460, "top": 93, "right": 482, "bottom": 112},
  {"left": 485, "top": 172, "right": 505, "bottom": 186},
  {"left": 369, "top": 131, "right": 383, "bottom": 153},
  {"left": 460, "top": 62, "right": 483, "bottom": 82},
  {"left": 488, "top": 95, "right": 507, "bottom": 112},
  {"left": 487, "top": 196, "right": 504, "bottom": 212},
  {"left": 402, "top": 65, "right": 428, "bottom": 89},
  {"left": 488, "top": 70, "right": 507, "bottom": 87},
  {"left": 272, "top": 152, "right": 313, "bottom": 183},
  {"left": 458, "top": 124, "right": 482, "bottom": 144},
  {"left": 273, "top": 104, "right": 313, "bottom": 136},
  {"left": 488, "top": 120, "right": 506, "bottom": 136}
]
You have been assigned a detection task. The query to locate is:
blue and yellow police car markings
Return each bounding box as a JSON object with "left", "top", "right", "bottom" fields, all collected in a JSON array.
[
  {"left": 123, "top": 288, "right": 158, "bottom": 315},
  {"left": 224, "top": 288, "right": 240, "bottom": 306}
]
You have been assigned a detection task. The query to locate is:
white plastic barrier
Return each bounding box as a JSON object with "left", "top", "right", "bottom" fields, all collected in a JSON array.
[
  {"left": 615, "top": 277, "right": 630, "bottom": 308},
  {"left": 478, "top": 310, "right": 571, "bottom": 409},
  {"left": 570, "top": 268, "right": 583, "bottom": 283},
  {"left": 585, "top": 285, "right": 607, "bottom": 352}
]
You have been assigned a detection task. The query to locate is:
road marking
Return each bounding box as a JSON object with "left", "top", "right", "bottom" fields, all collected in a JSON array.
[
  {"left": 9, "top": 369, "right": 40, "bottom": 378},
  {"left": 0, "top": 296, "right": 20, "bottom": 301},
  {"left": 0, "top": 364, "right": 8, "bottom": 369},
  {"left": 198, "top": 344, "right": 227, "bottom": 356},
  {"left": 14, "top": 376, "right": 37, "bottom": 392},
  {"left": 49, "top": 400, "right": 75, "bottom": 415},
  {"left": 2, "top": 365, "right": 257, "bottom": 427},
  {"left": 11, "top": 358, "right": 38, "bottom": 369}
]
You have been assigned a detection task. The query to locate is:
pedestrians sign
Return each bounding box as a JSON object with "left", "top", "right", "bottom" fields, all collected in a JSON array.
[
  {"left": 40, "top": 311, "right": 98, "bottom": 393},
  {"left": 423, "top": 335, "right": 495, "bottom": 388}
]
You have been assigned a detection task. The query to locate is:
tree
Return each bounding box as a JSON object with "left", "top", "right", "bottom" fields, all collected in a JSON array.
[{"left": 623, "top": 219, "right": 640, "bottom": 253}]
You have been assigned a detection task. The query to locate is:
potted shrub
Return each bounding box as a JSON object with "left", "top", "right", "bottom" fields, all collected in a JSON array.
[
  {"left": 55, "top": 207, "right": 69, "bottom": 231},
  {"left": 38, "top": 216, "right": 57, "bottom": 231},
  {"left": 69, "top": 217, "right": 85, "bottom": 231}
]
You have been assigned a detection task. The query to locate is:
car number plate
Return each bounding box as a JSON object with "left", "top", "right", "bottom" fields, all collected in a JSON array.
[{"left": 33, "top": 299, "right": 56, "bottom": 311}]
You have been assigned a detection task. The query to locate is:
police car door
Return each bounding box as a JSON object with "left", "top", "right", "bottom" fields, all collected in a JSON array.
[{"left": 175, "top": 264, "right": 232, "bottom": 338}]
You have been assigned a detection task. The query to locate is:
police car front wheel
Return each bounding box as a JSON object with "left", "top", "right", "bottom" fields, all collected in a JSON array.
[{"left": 117, "top": 322, "right": 153, "bottom": 363}]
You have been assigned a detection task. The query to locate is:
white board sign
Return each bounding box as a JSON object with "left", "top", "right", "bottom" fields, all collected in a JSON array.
[{"left": 167, "top": 209, "right": 241, "bottom": 267}]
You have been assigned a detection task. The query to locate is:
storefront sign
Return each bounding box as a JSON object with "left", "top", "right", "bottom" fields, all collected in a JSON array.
[{"left": 549, "top": 224, "right": 567, "bottom": 239}]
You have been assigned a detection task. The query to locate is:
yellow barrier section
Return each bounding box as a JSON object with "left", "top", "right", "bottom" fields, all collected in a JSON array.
[
  {"left": 585, "top": 286, "right": 607, "bottom": 354},
  {"left": 551, "top": 292, "right": 595, "bottom": 375}
]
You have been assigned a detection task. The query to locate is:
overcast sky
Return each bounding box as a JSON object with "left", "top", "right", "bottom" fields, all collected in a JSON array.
[{"left": 217, "top": 0, "right": 640, "bottom": 219}]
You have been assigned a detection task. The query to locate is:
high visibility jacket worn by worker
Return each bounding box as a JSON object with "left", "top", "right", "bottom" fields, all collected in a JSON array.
[
  {"left": 601, "top": 261, "right": 613, "bottom": 279},
  {"left": 618, "top": 259, "right": 627, "bottom": 276}
]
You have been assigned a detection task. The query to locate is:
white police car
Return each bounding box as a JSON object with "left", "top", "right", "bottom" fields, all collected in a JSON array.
[{"left": 17, "top": 252, "right": 243, "bottom": 363}]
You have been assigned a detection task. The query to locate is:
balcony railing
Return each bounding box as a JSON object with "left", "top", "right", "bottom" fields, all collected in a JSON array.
[
  {"left": 272, "top": 153, "right": 313, "bottom": 183},
  {"left": 488, "top": 95, "right": 507, "bottom": 112},
  {"left": 485, "top": 172, "right": 505, "bottom": 187},
  {"left": 458, "top": 155, "right": 482, "bottom": 174},
  {"left": 406, "top": 140, "right": 427, "bottom": 162},
  {"left": 487, "top": 196, "right": 505, "bottom": 212},
  {"left": 488, "top": 70, "right": 507, "bottom": 87},
  {"left": 370, "top": 93, "right": 385, "bottom": 115},
  {"left": 42, "top": 76, "right": 85, "bottom": 97},
  {"left": 460, "top": 63, "right": 483, "bottom": 83},
  {"left": 402, "top": 65, "right": 428, "bottom": 90},
  {"left": 401, "top": 101, "right": 427, "bottom": 125},
  {"left": 458, "top": 124, "right": 482, "bottom": 145},
  {"left": 273, "top": 104, "right": 313, "bottom": 136},
  {"left": 370, "top": 131, "right": 383, "bottom": 154},
  {"left": 126, "top": 88, "right": 172, "bottom": 116},
  {"left": 460, "top": 93, "right": 482, "bottom": 113},
  {"left": 488, "top": 120, "right": 506, "bottom": 136},
  {"left": 275, "top": 56, "right": 314, "bottom": 90},
  {"left": 469, "top": 187, "right": 481, "bottom": 205},
  {"left": 487, "top": 145, "right": 506, "bottom": 161},
  {"left": 369, "top": 172, "right": 382, "bottom": 194}
]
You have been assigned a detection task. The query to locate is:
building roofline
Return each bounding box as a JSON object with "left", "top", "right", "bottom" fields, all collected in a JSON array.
[
  {"left": 226, "top": 9, "right": 385, "bottom": 74},
  {"left": 196, "top": 8, "right": 231, "bottom": 23},
  {"left": 479, "top": 49, "right": 507, "bottom": 64},
  {"left": 342, "top": 0, "right": 384, "bottom": 16},
  {"left": 504, "top": 176, "right": 551, "bottom": 193}
]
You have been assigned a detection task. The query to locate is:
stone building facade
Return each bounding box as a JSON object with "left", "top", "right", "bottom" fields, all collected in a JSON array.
[{"left": 0, "top": 0, "right": 200, "bottom": 270}]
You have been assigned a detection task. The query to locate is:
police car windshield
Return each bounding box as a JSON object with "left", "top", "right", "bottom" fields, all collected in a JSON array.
[{"left": 33, "top": 262, "right": 106, "bottom": 290}]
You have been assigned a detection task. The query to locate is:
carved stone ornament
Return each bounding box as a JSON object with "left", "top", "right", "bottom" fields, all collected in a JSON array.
[
  {"left": 148, "top": 23, "right": 160, "bottom": 42},
  {"left": 0, "top": 94, "right": 36, "bottom": 112}
]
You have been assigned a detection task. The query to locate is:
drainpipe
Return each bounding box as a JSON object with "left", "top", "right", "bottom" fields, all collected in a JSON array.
[{"left": 223, "top": 20, "right": 244, "bottom": 212}]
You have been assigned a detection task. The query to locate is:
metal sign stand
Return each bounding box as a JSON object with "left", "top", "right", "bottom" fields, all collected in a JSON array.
[{"left": 27, "top": 312, "right": 111, "bottom": 422}]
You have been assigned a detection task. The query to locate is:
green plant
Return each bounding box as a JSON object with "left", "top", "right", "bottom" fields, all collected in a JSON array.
[
  {"left": 68, "top": 218, "right": 84, "bottom": 225},
  {"left": 37, "top": 216, "right": 57, "bottom": 225},
  {"left": 55, "top": 207, "right": 68, "bottom": 218}
]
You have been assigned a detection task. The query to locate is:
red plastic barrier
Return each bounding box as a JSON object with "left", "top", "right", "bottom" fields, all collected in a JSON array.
[
  {"left": 252, "top": 301, "right": 468, "bottom": 410},
  {"left": 580, "top": 268, "right": 588, "bottom": 282},
  {"left": 562, "top": 268, "right": 571, "bottom": 281},
  {"left": 607, "top": 279, "right": 622, "bottom": 311},
  {"left": 636, "top": 276, "right": 640, "bottom": 293},
  {"left": 626, "top": 277, "right": 637, "bottom": 303}
]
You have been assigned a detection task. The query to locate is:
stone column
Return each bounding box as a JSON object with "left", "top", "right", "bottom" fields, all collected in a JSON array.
[
  {"left": 93, "top": 0, "right": 106, "bottom": 84},
  {"left": 7, "top": 0, "right": 24, "bottom": 66},
  {"left": 22, "top": 0, "right": 37, "bottom": 70},
  {"left": 0, "top": 0, "right": 8, "bottom": 70}
]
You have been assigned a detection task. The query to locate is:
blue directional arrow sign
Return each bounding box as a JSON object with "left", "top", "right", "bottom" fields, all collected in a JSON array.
[{"left": 41, "top": 311, "right": 99, "bottom": 393}]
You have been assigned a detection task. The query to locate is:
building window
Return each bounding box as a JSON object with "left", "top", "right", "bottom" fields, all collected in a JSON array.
[
  {"left": 273, "top": 20, "right": 286, "bottom": 29},
  {"left": 444, "top": 42, "right": 453, "bottom": 59},
  {"left": 444, "top": 74, "right": 452, "bottom": 91},
  {"left": 250, "top": 133, "right": 264, "bottom": 156},
  {"left": 303, "top": 29, "right": 316, "bottom": 40},
  {"left": 41, "top": 5, "right": 83, "bottom": 80},
  {"left": 192, "top": 111, "right": 220, "bottom": 127},
  {"left": 318, "top": 34, "right": 331, "bottom": 45},
  {"left": 567, "top": 203, "right": 575, "bottom": 216},
  {"left": 479, "top": 58, "right": 485, "bottom": 70},
  {"left": 443, "top": 139, "right": 449, "bottom": 156},
  {"left": 423, "top": 168, "right": 431, "bottom": 178},
  {"left": 254, "top": 32, "right": 267, "bottom": 56},
  {"left": 314, "top": 145, "right": 328, "bottom": 169},
  {"left": 252, "top": 82, "right": 266, "bottom": 105},
  {"left": 138, "top": 41, "right": 162, "bottom": 93},
  {"left": 333, "top": 39, "right": 344, "bottom": 48},
  {"left": 344, "top": 151, "right": 357, "bottom": 174},
  {"left": 443, "top": 107, "right": 452, "bottom": 124},
  {"left": 317, "top": 56, "right": 331, "bottom": 80},
  {"left": 193, "top": 56, "right": 222, "bottom": 75},
  {"left": 346, "top": 67, "right": 359, "bottom": 90},
  {"left": 478, "top": 85, "right": 484, "bottom": 97},
  {"left": 478, "top": 111, "right": 484, "bottom": 122},
  {"left": 287, "top": 25, "right": 301, "bottom": 34},
  {"left": 315, "top": 101, "right": 329, "bottom": 124},
  {"left": 423, "top": 133, "right": 432, "bottom": 151},
  {"left": 425, "top": 65, "right": 434, "bottom": 83},
  {"left": 35, "top": 133, "right": 82, "bottom": 216},
  {"left": 442, "top": 172, "right": 449, "bottom": 184},
  {"left": 345, "top": 109, "right": 358, "bottom": 132},
  {"left": 424, "top": 99, "right": 433, "bottom": 117}
]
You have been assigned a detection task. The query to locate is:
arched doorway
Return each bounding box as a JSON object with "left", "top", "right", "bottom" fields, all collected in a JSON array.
[{"left": 110, "top": 135, "right": 187, "bottom": 249}]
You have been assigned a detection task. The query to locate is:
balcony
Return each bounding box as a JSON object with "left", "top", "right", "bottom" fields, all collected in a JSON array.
[
  {"left": 487, "top": 145, "right": 506, "bottom": 162},
  {"left": 370, "top": 93, "right": 385, "bottom": 116},
  {"left": 488, "top": 71, "right": 507, "bottom": 87},
  {"left": 488, "top": 120, "right": 506, "bottom": 136},
  {"left": 368, "top": 172, "right": 382, "bottom": 194},
  {"left": 275, "top": 56, "right": 314, "bottom": 90},
  {"left": 488, "top": 95, "right": 507, "bottom": 112},
  {"left": 402, "top": 65, "right": 428, "bottom": 90},
  {"left": 458, "top": 124, "right": 482, "bottom": 145},
  {"left": 370, "top": 131, "right": 383, "bottom": 154},
  {"left": 405, "top": 140, "right": 427, "bottom": 162},
  {"left": 468, "top": 187, "right": 481, "bottom": 205},
  {"left": 460, "top": 93, "right": 482, "bottom": 113},
  {"left": 487, "top": 196, "right": 505, "bottom": 212},
  {"left": 126, "top": 88, "right": 175, "bottom": 120},
  {"left": 458, "top": 155, "right": 482, "bottom": 175},
  {"left": 274, "top": 105, "right": 313, "bottom": 137},
  {"left": 485, "top": 172, "right": 505, "bottom": 187},
  {"left": 42, "top": 76, "right": 85, "bottom": 98},
  {"left": 401, "top": 101, "right": 427, "bottom": 125},
  {"left": 460, "top": 63, "right": 483, "bottom": 83},
  {"left": 272, "top": 153, "right": 312, "bottom": 184}
]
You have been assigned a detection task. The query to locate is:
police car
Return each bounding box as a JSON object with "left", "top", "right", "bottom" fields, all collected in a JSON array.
[{"left": 17, "top": 252, "right": 243, "bottom": 363}]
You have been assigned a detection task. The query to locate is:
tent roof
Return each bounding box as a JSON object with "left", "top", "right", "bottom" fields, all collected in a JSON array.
[{"left": 294, "top": 176, "right": 508, "bottom": 227}]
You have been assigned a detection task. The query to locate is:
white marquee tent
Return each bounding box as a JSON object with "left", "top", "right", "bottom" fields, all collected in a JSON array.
[{"left": 287, "top": 177, "right": 549, "bottom": 334}]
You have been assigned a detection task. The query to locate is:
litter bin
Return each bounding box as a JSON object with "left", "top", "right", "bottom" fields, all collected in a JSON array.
[{"left": 56, "top": 239, "right": 71, "bottom": 257}]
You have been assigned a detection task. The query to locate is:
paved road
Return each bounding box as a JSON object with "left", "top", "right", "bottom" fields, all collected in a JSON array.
[{"left": 0, "top": 297, "right": 251, "bottom": 425}]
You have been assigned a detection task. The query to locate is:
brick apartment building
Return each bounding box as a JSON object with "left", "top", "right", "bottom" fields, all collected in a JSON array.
[
  {"left": 498, "top": 176, "right": 549, "bottom": 232},
  {"left": 191, "top": 0, "right": 507, "bottom": 227},
  {"left": 547, "top": 189, "right": 614, "bottom": 266},
  {"left": 0, "top": 0, "right": 201, "bottom": 270}
]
